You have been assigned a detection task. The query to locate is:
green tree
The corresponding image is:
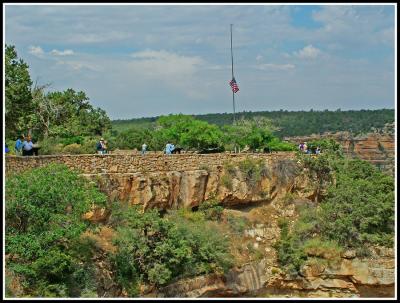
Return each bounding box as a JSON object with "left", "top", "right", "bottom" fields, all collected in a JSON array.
[
  {"left": 5, "top": 44, "right": 33, "bottom": 138},
  {"left": 153, "top": 114, "right": 223, "bottom": 150},
  {"left": 109, "top": 204, "right": 232, "bottom": 295},
  {"left": 5, "top": 164, "right": 107, "bottom": 297}
]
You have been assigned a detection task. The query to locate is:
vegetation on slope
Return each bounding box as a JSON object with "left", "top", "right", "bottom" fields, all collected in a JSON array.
[
  {"left": 5, "top": 163, "right": 107, "bottom": 297},
  {"left": 5, "top": 164, "right": 233, "bottom": 298},
  {"left": 275, "top": 146, "right": 395, "bottom": 274}
]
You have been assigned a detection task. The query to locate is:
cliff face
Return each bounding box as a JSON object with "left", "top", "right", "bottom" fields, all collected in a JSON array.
[
  {"left": 284, "top": 125, "right": 395, "bottom": 174},
  {"left": 5, "top": 153, "right": 394, "bottom": 298},
  {"left": 80, "top": 160, "right": 394, "bottom": 298},
  {"left": 81, "top": 158, "right": 314, "bottom": 212},
  {"left": 155, "top": 246, "right": 394, "bottom": 298}
]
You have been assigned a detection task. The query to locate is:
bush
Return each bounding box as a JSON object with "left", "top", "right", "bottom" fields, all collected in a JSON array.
[
  {"left": 37, "top": 137, "right": 64, "bottom": 155},
  {"left": 63, "top": 143, "right": 84, "bottom": 154},
  {"left": 267, "top": 138, "right": 297, "bottom": 151},
  {"left": 302, "top": 238, "right": 342, "bottom": 260},
  {"left": 198, "top": 199, "right": 224, "bottom": 221},
  {"left": 221, "top": 174, "right": 233, "bottom": 190},
  {"left": 238, "top": 158, "right": 267, "bottom": 188},
  {"left": 274, "top": 218, "right": 307, "bottom": 274},
  {"left": 5, "top": 163, "right": 107, "bottom": 297},
  {"left": 227, "top": 214, "right": 250, "bottom": 234},
  {"left": 275, "top": 156, "right": 395, "bottom": 275},
  {"left": 109, "top": 203, "right": 232, "bottom": 293}
]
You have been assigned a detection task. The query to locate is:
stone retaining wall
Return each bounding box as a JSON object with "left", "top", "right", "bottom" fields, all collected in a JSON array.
[{"left": 5, "top": 152, "right": 296, "bottom": 176}]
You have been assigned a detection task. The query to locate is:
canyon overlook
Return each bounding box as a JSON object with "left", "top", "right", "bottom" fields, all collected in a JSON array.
[{"left": 5, "top": 151, "right": 395, "bottom": 298}]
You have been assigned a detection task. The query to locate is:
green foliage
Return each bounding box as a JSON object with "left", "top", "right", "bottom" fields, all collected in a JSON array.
[
  {"left": 267, "top": 137, "right": 297, "bottom": 151},
  {"left": 222, "top": 116, "right": 277, "bottom": 150},
  {"left": 106, "top": 126, "right": 153, "bottom": 150},
  {"left": 221, "top": 174, "right": 233, "bottom": 190},
  {"left": 227, "top": 215, "right": 250, "bottom": 234},
  {"left": 112, "top": 109, "right": 395, "bottom": 138},
  {"left": 38, "top": 136, "right": 100, "bottom": 155},
  {"left": 274, "top": 219, "right": 307, "bottom": 274},
  {"left": 307, "top": 138, "right": 342, "bottom": 154},
  {"left": 154, "top": 114, "right": 223, "bottom": 150},
  {"left": 275, "top": 156, "right": 395, "bottom": 275},
  {"left": 238, "top": 158, "right": 270, "bottom": 190},
  {"left": 318, "top": 159, "right": 394, "bottom": 248},
  {"left": 5, "top": 163, "right": 107, "bottom": 297},
  {"left": 5, "top": 44, "right": 33, "bottom": 138},
  {"left": 198, "top": 200, "right": 224, "bottom": 221},
  {"left": 302, "top": 238, "right": 343, "bottom": 260},
  {"left": 109, "top": 114, "right": 292, "bottom": 152},
  {"left": 109, "top": 203, "right": 232, "bottom": 293},
  {"left": 5, "top": 45, "right": 111, "bottom": 145}
]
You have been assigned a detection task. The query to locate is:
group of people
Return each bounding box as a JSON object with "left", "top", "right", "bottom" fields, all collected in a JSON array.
[
  {"left": 10, "top": 135, "right": 36, "bottom": 156},
  {"left": 139, "top": 142, "right": 179, "bottom": 155},
  {"left": 298, "top": 142, "right": 321, "bottom": 155}
]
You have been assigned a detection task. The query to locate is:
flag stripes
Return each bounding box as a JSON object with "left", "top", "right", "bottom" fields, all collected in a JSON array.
[{"left": 229, "top": 77, "right": 239, "bottom": 93}]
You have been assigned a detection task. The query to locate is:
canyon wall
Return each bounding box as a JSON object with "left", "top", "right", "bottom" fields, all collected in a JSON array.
[
  {"left": 5, "top": 152, "right": 395, "bottom": 298},
  {"left": 284, "top": 128, "right": 395, "bottom": 174}
]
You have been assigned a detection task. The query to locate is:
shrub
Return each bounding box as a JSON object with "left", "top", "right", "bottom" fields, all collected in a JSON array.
[
  {"left": 63, "top": 143, "right": 84, "bottom": 154},
  {"left": 5, "top": 163, "right": 107, "bottom": 297},
  {"left": 221, "top": 174, "right": 233, "bottom": 191},
  {"left": 198, "top": 199, "right": 224, "bottom": 221},
  {"left": 109, "top": 203, "right": 232, "bottom": 293},
  {"left": 274, "top": 218, "right": 307, "bottom": 273},
  {"left": 302, "top": 238, "right": 343, "bottom": 260},
  {"left": 37, "top": 137, "right": 64, "bottom": 155},
  {"left": 227, "top": 214, "right": 250, "bottom": 234},
  {"left": 275, "top": 156, "right": 395, "bottom": 275}
]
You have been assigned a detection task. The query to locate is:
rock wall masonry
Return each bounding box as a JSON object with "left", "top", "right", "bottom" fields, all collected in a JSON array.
[{"left": 5, "top": 152, "right": 295, "bottom": 176}]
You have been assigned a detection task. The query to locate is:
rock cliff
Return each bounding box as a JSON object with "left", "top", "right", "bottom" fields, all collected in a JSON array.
[{"left": 284, "top": 124, "right": 395, "bottom": 174}]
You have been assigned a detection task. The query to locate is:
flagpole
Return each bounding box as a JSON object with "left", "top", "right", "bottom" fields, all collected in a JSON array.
[{"left": 230, "top": 24, "right": 236, "bottom": 126}]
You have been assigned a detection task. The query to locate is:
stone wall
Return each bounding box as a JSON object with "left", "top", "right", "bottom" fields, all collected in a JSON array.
[{"left": 5, "top": 152, "right": 296, "bottom": 176}]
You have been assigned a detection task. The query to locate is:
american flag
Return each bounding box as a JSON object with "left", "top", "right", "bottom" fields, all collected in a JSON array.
[{"left": 229, "top": 77, "right": 239, "bottom": 93}]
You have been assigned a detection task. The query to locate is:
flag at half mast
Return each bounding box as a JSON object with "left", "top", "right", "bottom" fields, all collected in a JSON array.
[{"left": 229, "top": 77, "right": 239, "bottom": 93}]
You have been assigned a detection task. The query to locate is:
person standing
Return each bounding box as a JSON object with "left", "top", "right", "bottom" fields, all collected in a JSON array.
[
  {"left": 96, "top": 138, "right": 106, "bottom": 154},
  {"left": 15, "top": 135, "right": 24, "bottom": 156},
  {"left": 165, "top": 142, "right": 171, "bottom": 155},
  {"left": 22, "top": 136, "right": 34, "bottom": 156},
  {"left": 141, "top": 143, "right": 147, "bottom": 155},
  {"left": 303, "top": 142, "right": 308, "bottom": 154}
]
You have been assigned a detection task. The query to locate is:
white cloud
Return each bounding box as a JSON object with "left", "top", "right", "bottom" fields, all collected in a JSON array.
[
  {"left": 28, "top": 45, "right": 45, "bottom": 58},
  {"left": 256, "top": 55, "right": 263, "bottom": 62},
  {"left": 51, "top": 49, "right": 74, "bottom": 56},
  {"left": 293, "top": 45, "right": 321, "bottom": 59},
  {"left": 128, "top": 49, "right": 207, "bottom": 99},
  {"left": 55, "top": 59, "right": 100, "bottom": 72},
  {"left": 256, "top": 63, "right": 295, "bottom": 71},
  {"left": 129, "top": 49, "right": 204, "bottom": 77}
]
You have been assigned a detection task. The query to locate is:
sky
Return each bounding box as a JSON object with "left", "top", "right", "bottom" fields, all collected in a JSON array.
[{"left": 4, "top": 4, "right": 396, "bottom": 120}]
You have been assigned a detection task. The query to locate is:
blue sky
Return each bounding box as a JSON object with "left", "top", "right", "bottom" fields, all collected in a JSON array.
[{"left": 4, "top": 4, "right": 395, "bottom": 119}]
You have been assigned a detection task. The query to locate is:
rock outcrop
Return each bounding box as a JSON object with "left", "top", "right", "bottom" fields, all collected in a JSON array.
[
  {"left": 153, "top": 247, "right": 394, "bottom": 298},
  {"left": 81, "top": 157, "right": 310, "bottom": 212},
  {"left": 284, "top": 125, "right": 395, "bottom": 174}
]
